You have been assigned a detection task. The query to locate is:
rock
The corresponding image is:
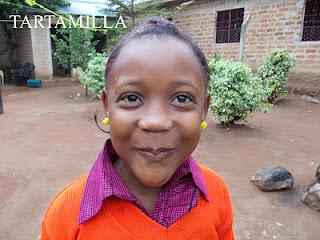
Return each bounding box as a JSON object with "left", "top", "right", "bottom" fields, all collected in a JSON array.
[
  {"left": 76, "top": 93, "right": 81, "bottom": 97},
  {"left": 301, "top": 95, "right": 320, "bottom": 104},
  {"left": 307, "top": 165, "right": 320, "bottom": 190},
  {"left": 251, "top": 165, "right": 294, "bottom": 191},
  {"left": 302, "top": 183, "right": 320, "bottom": 211}
]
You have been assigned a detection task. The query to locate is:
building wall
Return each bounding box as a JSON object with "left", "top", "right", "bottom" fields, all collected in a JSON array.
[
  {"left": 16, "top": 28, "right": 34, "bottom": 65},
  {"left": 30, "top": 18, "right": 53, "bottom": 81},
  {"left": 0, "top": 25, "right": 11, "bottom": 68},
  {"left": 174, "top": 0, "right": 320, "bottom": 82},
  {"left": 1, "top": 22, "right": 53, "bottom": 81},
  {"left": 0, "top": 27, "right": 34, "bottom": 67}
]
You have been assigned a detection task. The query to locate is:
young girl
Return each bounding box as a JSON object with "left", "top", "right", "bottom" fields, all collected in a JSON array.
[{"left": 41, "top": 16, "right": 234, "bottom": 240}]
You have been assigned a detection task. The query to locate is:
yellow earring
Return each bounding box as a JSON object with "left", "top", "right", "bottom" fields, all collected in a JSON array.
[
  {"left": 102, "top": 117, "right": 110, "bottom": 126},
  {"left": 201, "top": 120, "right": 208, "bottom": 129}
]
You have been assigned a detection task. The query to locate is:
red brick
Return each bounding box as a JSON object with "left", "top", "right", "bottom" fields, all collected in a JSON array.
[
  {"left": 306, "top": 49, "right": 316, "bottom": 53},
  {"left": 305, "top": 60, "right": 316, "bottom": 64},
  {"left": 279, "top": 7, "right": 289, "bottom": 12},
  {"left": 307, "top": 55, "right": 318, "bottom": 59},
  {"left": 173, "top": 0, "right": 320, "bottom": 76}
]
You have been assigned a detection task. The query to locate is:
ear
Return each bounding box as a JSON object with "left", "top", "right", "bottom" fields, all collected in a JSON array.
[
  {"left": 202, "top": 92, "right": 210, "bottom": 120},
  {"left": 102, "top": 87, "right": 109, "bottom": 113}
]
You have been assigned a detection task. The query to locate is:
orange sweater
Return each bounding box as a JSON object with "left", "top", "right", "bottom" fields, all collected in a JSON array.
[{"left": 41, "top": 165, "right": 234, "bottom": 240}]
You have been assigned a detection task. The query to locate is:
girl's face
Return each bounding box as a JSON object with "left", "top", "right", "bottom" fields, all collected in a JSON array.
[{"left": 102, "top": 37, "right": 210, "bottom": 188}]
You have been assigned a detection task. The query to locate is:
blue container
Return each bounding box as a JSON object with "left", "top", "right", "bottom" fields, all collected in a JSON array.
[{"left": 27, "top": 79, "right": 42, "bottom": 88}]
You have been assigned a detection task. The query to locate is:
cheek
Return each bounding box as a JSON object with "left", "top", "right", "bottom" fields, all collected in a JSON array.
[
  {"left": 175, "top": 112, "right": 202, "bottom": 148},
  {"left": 109, "top": 108, "right": 136, "bottom": 140}
]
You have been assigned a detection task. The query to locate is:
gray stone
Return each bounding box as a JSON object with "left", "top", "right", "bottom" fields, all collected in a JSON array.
[
  {"left": 308, "top": 165, "right": 320, "bottom": 190},
  {"left": 301, "top": 95, "right": 320, "bottom": 104},
  {"left": 302, "top": 183, "right": 320, "bottom": 211},
  {"left": 251, "top": 165, "right": 294, "bottom": 191}
]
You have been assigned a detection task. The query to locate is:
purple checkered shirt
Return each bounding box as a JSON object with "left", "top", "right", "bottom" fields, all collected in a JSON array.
[{"left": 79, "top": 138, "right": 210, "bottom": 227}]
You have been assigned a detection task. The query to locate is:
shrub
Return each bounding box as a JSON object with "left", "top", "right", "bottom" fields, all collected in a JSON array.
[
  {"left": 208, "top": 58, "right": 264, "bottom": 124},
  {"left": 80, "top": 52, "right": 107, "bottom": 98},
  {"left": 258, "top": 49, "right": 294, "bottom": 103},
  {"left": 52, "top": 28, "right": 97, "bottom": 70}
]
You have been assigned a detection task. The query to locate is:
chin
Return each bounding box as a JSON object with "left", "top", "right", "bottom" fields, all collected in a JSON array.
[
  {"left": 138, "top": 174, "right": 170, "bottom": 188},
  {"left": 131, "top": 161, "right": 177, "bottom": 188}
]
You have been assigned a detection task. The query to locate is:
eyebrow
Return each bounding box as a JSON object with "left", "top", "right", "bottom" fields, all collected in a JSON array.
[
  {"left": 171, "top": 79, "right": 201, "bottom": 92},
  {"left": 117, "top": 78, "right": 141, "bottom": 86},
  {"left": 116, "top": 78, "right": 200, "bottom": 91}
]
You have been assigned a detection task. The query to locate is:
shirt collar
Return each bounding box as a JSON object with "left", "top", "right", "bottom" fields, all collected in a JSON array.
[{"left": 78, "top": 138, "right": 209, "bottom": 224}]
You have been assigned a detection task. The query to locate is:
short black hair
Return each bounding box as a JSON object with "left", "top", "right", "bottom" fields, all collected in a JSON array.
[{"left": 104, "top": 16, "right": 210, "bottom": 90}]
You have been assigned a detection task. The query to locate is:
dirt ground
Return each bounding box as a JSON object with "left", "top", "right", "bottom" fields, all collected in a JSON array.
[{"left": 0, "top": 82, "right": 319, "bottom": 240}]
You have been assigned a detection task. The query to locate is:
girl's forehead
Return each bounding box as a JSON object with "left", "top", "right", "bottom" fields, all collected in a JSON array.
[
  {"left": 111, "top": 37, "right": 202, "bottom": 75},
  {"left": 106, "top": 37, "right": 206, "bottom": 93},
  {"left": 122, "top": 37, "right": 186, "bottom": 53}
]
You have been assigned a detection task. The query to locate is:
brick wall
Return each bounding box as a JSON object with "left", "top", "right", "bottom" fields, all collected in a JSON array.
[
  {"left": 0, "top": 25, "right": 11, "bottom": 67},
  {"left": 30, "top": 18, "right": 53, "bottom": 81},
  {"left": 174, "top": 0, "right": 320, "bottom": 83},
  {"left": 16, "top": 28, "right": 33, "bottom": 65}
]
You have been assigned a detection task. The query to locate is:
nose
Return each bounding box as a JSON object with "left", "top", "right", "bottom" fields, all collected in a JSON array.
[{"left": 138, "top": 103, "right": 173, "bottom": 132}]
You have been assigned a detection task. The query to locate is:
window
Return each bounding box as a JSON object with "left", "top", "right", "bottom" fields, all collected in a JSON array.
[
  {"left": 302, "top": 0, "right": 320, "bottom": 41},
  {"left": 216, "top": 8, "right": 244, "bottom": 43}
]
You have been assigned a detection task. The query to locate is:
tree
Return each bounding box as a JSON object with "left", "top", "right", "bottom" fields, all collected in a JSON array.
[
  {"left": 51, "top": 28, "right": 97, "bottom": 70},
  {"left": 0, "top": 0, "right": 70, "bottom": 66},
  {"left": 104, "top": 0, "right": 193, "bottom": 51},
  {"left": 51, "top": 25, "right": 100, "bottom": 97},
  {"left": 0, "top": 0, "right": 69, "bottom": 15},
  {"left": 106, "top": 0, "right": 193, "bottom": 27}
]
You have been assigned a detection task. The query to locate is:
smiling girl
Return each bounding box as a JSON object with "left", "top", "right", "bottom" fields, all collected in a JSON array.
[{"left": 41, "top": 16, "right": 234, "bottom": 240}]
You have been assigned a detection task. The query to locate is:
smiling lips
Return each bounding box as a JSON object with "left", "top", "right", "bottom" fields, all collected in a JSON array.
[{"left": 136, "top": 147, "right": 175, "bottom": 161}]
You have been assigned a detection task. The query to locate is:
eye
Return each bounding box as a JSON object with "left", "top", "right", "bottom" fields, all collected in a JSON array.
[
  {"left": 176, "top": 95, "right": 191, "bottom": 103},
  {"left": 124, "top": 94, "right": 138, "bottom": 102},
  {"left": 118, "top": 92, "right": 143, "bottom": 107},
  {"left": 171, "top": 93, "right": 195, "bottom": 107}
]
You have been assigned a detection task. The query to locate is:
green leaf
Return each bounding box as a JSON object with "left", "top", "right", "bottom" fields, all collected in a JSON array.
[
  {"left": 208, "top": 57, "right": 264, "bottom": 124},
  {"left": 257, "top": 49, "right": 294, "bottom": 103}
]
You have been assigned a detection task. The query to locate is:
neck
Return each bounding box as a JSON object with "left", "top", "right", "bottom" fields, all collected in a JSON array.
[{"left": 113, "top": 158, "right": 162, "bottom": 213}]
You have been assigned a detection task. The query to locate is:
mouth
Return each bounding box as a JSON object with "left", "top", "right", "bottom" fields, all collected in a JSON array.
[{"left": 136, "top": 147, "right": 175, "bottom": 161}]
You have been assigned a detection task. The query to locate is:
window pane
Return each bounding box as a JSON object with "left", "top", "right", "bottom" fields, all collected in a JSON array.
[
  {"left": 216, "top": 8, "right": 244, "bottom": 43},
  {"left": 216, "top": 10, "right": 230, "bottom": 43},
  {"left": 302, "top": 0, "right": 320, "bottom": 41},
  {"left": 230, "top": 8, "right": 244, "bottom": 42}
]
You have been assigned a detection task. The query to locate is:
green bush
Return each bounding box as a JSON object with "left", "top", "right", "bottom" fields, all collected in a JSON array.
[
  {"left": 208, "top": 58, "right": 264, "bottom": 124},
  {"left": 80, "top": 52, "right": 107, "bottom": 98},
  {"left": 258, "top": 49, "right": 294, "bottom": 103},
  {"left": 52, "top": 28, "right": 97, "bottom": 70}
]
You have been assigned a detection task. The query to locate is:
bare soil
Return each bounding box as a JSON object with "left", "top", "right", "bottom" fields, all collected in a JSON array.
[{"left": 0, "top": 82, "right": 319, "bottom": 240}]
